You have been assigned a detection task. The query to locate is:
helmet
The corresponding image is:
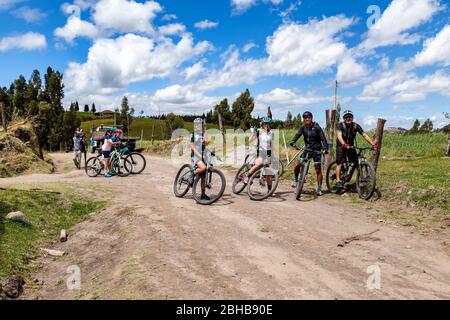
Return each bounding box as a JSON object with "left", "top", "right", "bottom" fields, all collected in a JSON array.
[
  {"left": 303, "top": 111, "right": 313, "bottom": 118},
  {"left": 343, "top": 110, "right": 354, "bottom": 119},
  {"left": 261, "top": 117, "right": 273, "bottom": 124}
]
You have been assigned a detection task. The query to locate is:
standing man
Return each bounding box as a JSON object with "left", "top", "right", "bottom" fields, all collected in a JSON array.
[
  {"left": 73, "top": 128, "right": 83, "bottom": 169},
  {"left": 290, "top": 112, "right": 328, "bottom": 196},
  {"left": 335, "top": 110, "right": 378, "bottom": 190}
]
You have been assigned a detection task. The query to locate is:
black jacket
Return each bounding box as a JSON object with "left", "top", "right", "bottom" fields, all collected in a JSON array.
[{"left": 291, "top": 122, "right": 328, "bottom": 151}]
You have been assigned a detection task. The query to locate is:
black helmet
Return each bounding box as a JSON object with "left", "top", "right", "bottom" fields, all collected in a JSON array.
[
  {"left": 343, "top": 110, "right": 354, "bottom": 119},
  {"left": 303, "top": 111, "right": 313, "bottom": 118}
]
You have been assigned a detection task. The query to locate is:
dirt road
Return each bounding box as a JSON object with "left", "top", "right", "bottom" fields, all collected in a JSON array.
[{"left": 1, "top": 153, "right": 449, "bottom": 300}]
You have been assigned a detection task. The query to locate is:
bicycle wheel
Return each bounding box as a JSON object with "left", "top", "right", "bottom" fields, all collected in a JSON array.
[
  {"left": 278, "top": 159, "right": 285, "bottom": 177},
  {"left": 85, "top": 157, "right": 103, "bottom": 177},
  {"left": 326, "top": 161, "right": 339, "bottom": 193},
  {"left": 192, "top": 168, "right": 226, "bottom": 205},
  {"left": 173, "top": 164, "right": 193, "bottom": 198},
  {"left": 356, "top": 160, "right": 376, "bottom": 200},
  {"left": 247, "top": 167, "right": 279, "bottom": 201},
  {"left": 125, "top": 152, "right": 146, "bottom": 174},
  {"left": 232, "top": 163, "right": 251, "bottom": 195},
  {"left": 295, "top": 162, "right": 309, "bottom": 200},
  {"left": 111, "top": 158, "right": 132, "bottom": 177}
]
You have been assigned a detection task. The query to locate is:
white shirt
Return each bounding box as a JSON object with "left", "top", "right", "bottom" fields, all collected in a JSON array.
[
  {"left": 258, "top": 130, "right": 273, "bottom": 151},
  {"left": 102, "top": 138, "right": 113, "bottom": 152}
]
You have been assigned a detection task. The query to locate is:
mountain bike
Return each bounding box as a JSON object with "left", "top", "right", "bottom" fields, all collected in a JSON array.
[
  {"left": 326, "top": 146, "right": 376, "bottom": 200},
  {"left": 246, "top": 157, "right": 280, "bottom": 201},
  {"left": 173, "top": 151, "right": 226, "bottom": 205},
  {"left": 292, "top": 146, "right": 323, "bottom": 200},
  {"left": 119, "top": 142, "right": 147, "bottom": 175},
  {"left": 85, "top": 148, "right": 132, "bottom": 178},
  {"left": 232, "top": 151, "right": 283, "bottom": 195}
]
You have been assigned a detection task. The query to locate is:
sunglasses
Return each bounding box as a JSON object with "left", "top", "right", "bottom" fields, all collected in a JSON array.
[{"left": 344, "top": 117, "right": 353, "bottom": 120}]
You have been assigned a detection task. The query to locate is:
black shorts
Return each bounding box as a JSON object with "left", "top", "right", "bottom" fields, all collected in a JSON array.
[{"left": 336, "top": 147, "right": 358, "bottom": 165}]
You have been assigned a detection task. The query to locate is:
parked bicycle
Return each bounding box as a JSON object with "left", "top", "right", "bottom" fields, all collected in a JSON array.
[
  {"left": 173, "top": 150, "right": 226, "bottom": 205},
  {"left": 245, "top": 157, "right": 280, "bottom": 201},
  {"left": 232, "top": 151, "right": 283, "bottom": 195},
  {"left": 292, "top": 146, "right": 323, "bottom": 200},
  {"left": 85, "top": 145, "right": 133, "bottom": 178},
  {"left": 326, "top": 146, "right": 376, "bottom": 200}
]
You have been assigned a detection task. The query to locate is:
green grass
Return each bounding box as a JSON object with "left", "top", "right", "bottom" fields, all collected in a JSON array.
[{"left": 0, "top": 189, "right": 102, "bottom": 279}]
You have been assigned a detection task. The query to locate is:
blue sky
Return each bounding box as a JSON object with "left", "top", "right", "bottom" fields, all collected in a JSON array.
[{"left": 0, "top": 0, "right": 449, "bottom": 129}]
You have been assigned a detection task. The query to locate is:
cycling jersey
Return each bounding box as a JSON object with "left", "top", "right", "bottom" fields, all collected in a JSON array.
[
  {"left": 337, "top": 122, "right": 364, "bottom": 147},
  {"left": 291, "top": 122, "right": 327, "bottom": 151},
  {"left": 191, "top": 132, "right": 206, "bottom": 163}
]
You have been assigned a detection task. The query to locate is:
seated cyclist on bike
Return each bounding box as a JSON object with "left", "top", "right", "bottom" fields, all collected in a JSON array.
[
  {"left": 290, "top": 111, "right": 328, "bottom": 196},
  {"left": 242, "top": 117, "right": 275, "bottom": 194},
  {"left": 190, "top": 118, "right": 210, "bottom": 201},
  {"left": 335, "top": 110, "right": 378, "bottom": 190}
]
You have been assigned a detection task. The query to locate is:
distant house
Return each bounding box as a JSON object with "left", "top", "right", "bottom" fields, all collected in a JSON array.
[
  {"left": 384, "top": 127, "right": 407, "bottom": 134},
  {"left": 99, "top": 110, "right": 115, "bottom": 118}
]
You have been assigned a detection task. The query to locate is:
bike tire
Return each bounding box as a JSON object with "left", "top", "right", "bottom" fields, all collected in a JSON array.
[
  {"left": 174, "top": 164, "right": 193, "bottom": 198},
  {"left": 247, "top": 167, "right": 279, "bottom": 201},
  {"left": 295, "top": 163, "right": 308, "bottom": 200},
  {"left": 85, "top": 157, "right": 103, "bottom": 177},
  {"left": 326, "top": 161, "right": 339, "bottom": 193},
  {"left": 125, "top": 152, "right": 146, "bottom": 174},
  {"left": 232, "top": 163, "right": 251, "bottom": 195},
  {"left": 192, "top": 168, "right": 226, "bottom": 205},
  {"left": 356, "top": 160, "right": 377, "bottom": 200},
  {"left": 111, "top": 158, "right": 132, "bottom": 177}
]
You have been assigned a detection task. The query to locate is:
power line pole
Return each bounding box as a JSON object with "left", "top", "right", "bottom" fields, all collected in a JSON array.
[{"left": 334, "top": 80, "right": 338, "bottom": 111}]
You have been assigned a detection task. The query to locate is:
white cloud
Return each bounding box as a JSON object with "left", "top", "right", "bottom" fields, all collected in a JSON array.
[
  {"left": 12, "top": 6, "right": 47, "bottom": 22},
  {"left": 161, "top": 14, "right": 177, "bottom": 21},
  {"left": 414, "top": 24, "right": 450, "bottom": 66},
  {"left": 54, "top": 16, "right": 99, "bottom": 43},
  {"left": 359, "top": 0, "right": 441, "bottom": 52},
  {"left": 358, "top": 60, "right": 450, "bottom": 103},
  {"left": 158, "top": 23, "right": 186, "bottom": 36},
  {"left": 256, "top": 88, "right": 331, "bottom": 110},
  {"left": 0, "top": 32, "right": 47, "bottom": 52},
  {"left": 93, "top": 0, "right": 162, "bottom": 34},
  {"left": 336, "top": 55, "right": 369, "bottom": 86},
  {"left": 194, "top": 20, "right": 219, "bottom": 30},
  {"left": 65, "top": 33, "right": 212, "bottom": 95},
  {"left": 182, "top": 61, "right": 206, "bottom": 80},
  {"left": 231, "top": 0, "right": 282, "bottom": 15},
  {"left": 242, "top": 42, "right": 258, "bottom": 53},
  {"left": 0, "top": 0, "right": 27, "bottom": 10},
  {"left": 266, "top": 16, "right": 354, "bottom": 76}
]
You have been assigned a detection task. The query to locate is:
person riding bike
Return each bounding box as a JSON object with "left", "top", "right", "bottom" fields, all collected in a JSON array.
[
  {"left": 290, "top": 111, "right": 328, "bottom": 196},
  {"left": 242, "top": 117, "right": 275, "bottom": 195},
  {"left": 335, "top": 110, "right": 378, "bottom": 190},
  {"left": 190, "top": 118, "right": 210, "bottom": 201}
]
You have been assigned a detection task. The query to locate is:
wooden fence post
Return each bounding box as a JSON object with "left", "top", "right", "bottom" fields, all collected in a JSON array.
[
  {"left": 446, "top": 132, "right": 450, "bottom": 157},
  {"left": 218, "top": 112, "right": 226, "bottom": 158},
  {"left": 372, "top": 118, "right": 387, "bottom": 171},
  {"left": 324, "top": 109, "right": 332, "bottom": 169},
  {"left": 0, "top": 102, "right": 7, "bottom": 132}
]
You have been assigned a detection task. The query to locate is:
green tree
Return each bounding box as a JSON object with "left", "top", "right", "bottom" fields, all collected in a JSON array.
[
  {"left": 215, "top": 98, "right": 231, "bottom": 124},
  {"left": 118, "top": 96, "right": 135, "bottom": 134},
  {"left": 74, "top": 101, "right": 79, "bottom": 112},
  {"left": 420, "top": 118, "right": 433, "bottom": 133},
  {"left": 91, "top": 103, "right": 96, "bottom": 113},
  {"left": 285, "top": 111, "right": 293, "bottom": 128},
  {"left": 231, "top": 89, "right": 254, "bottom": 130},
  {"left": 409, "top": 119, "right": 421, "bottom": 134},
  {"left": 84, "top": 103, "right": 89, "bottom": 112},
  {"left": 13, "top": 75, "right": 27, "bottom": 117},
  {"left": 42, "top": 67, "right": 64, "bottom": 115},
  {"left": 165, "top": 112, "right": 184, "bottom": 135}
]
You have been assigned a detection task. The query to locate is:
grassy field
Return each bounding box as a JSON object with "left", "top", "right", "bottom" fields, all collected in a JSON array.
[{"left": 0, "top": 189, "right": 102, "bottom": 279}]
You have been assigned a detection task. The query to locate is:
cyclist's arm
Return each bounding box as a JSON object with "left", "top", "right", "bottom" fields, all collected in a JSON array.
[
  {"left": 290, "top": 127, "right": 303, "bottom": 146},
  {"left": 249, "top": 128, "right": 258, "bottom": 144},
  {"left": 362, "top": 133, "right": 376, "bottom": 147},
  {"left": 318, "top": 125, "right": 328, "bottom": 150},
  {"left": 337, "top": 131, "right": 347, "bottom": 146}
]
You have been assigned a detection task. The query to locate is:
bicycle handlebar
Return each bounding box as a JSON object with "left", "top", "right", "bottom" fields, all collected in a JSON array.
[{"left": 293, "top": 145, "right": 323, "bottom": 154}]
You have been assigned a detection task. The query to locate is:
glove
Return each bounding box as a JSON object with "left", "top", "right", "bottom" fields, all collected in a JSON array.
[
  {"left": 322, "top": 149, "right": 329, "bottom": 155},
  {"left": 343, "top": 144, "right": 351, "bottom": 150},
  {"left": 372, "top": 145, "right": 379, "bottom": 151}
]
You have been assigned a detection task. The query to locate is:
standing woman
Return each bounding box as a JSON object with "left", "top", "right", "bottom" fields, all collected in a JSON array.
[{"left": 243, "top": 117, "right": 274, "bottom": 192}]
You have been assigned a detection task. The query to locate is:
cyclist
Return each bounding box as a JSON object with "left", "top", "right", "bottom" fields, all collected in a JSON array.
[
  {"left": 73, "top": 128, "right": 83, "bottom": 169},
  {"left": 243, "top": 117, "right": 275, "bottom": 194},
  {"left": 335, "top": 110, "right": 378, "bottom": 190},
  {"left": 190, "top": 118, "right": 210, "bottom": 201},
  {"left": 290, "top": 112, "right": 328, "bottom": 196},
  {"left": 102, "top": 130, "right": 121, "bottom": 178}
]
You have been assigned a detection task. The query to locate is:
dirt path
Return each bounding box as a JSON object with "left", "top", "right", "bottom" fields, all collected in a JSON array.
[{"left": 1, "top": 153, "right": 449, "bottom": 300}]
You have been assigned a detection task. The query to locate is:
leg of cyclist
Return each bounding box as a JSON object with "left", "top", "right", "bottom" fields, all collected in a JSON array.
[
  {"left": 194, "top": 160, "right": 208, "bottom": 200},
  {"left": 335, "top": 146, "right": 345, "bottom": 189},
  {"left": 314, "top": 153, "right": 324, "bottom": 196},
  {"left": 243, "top": 158, "right": 263, "bottom": 184}
]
